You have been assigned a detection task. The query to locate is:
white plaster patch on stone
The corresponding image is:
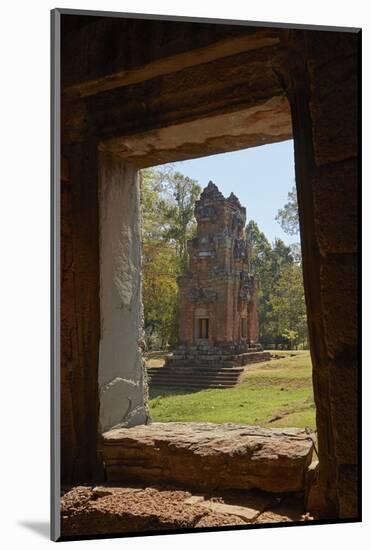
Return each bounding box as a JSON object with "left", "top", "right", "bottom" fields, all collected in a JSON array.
[
  {"left": 113, "top": 225, "right": 136, "bottom": 307},
  {"left": 99, "top": 378, "right": 131, "bottom": 433},
  {"left": 100, "top": 376, "right": 140, "bottom": 393},
  {"left": 99, "top": 376, "right": 147, "bottom": 433},
  {"left": 120, "top": 405, "right": 149, "bottom": 428},
  {"left": 98, "top": 152, "right": 149, "bottom": 432},
  {"left": 99, "top": 160, "right": 141, "bottom": 313}
]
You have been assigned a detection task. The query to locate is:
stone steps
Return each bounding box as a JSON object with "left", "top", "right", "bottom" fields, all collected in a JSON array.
[
  {"left": 169, "top": 354, "right": 262, "bottom": 361},
  {"left": 150, "top": 366, "right": 244, "bottom": 373},
  {"left": 149, "top": 380, "right": 240, "bottom": 386},
  {"left": 148, "top": 374, "right": 241, "bottom": 380},
  {"left": 147, "top": 350, "right": 270, "bottom": 389},
  {"left": 147, "top": 364, "right": 243, "bottom": 388},
  {"left": 151, "top": 384, "right": 238, "bottom": 390},
  {"left": 148, "top": 376, "right": 243, "bottom": 383},
  {"left": 102, "top": 423, "right": 314, "bottom": 494},
  {"left": 152, "top": 361, "right": 240, "bottom": 368},
  {"left": 166, "top": 351, "right": 270, "bottom": 365},
  {"left": 148, "top": 378, "right": 241, "bottom": 389},
  {"left": 149, "top": 380, "right": 240, "bottom": 388}
]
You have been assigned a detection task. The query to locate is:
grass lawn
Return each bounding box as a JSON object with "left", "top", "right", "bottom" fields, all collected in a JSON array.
[{"left": 148, "top": 350, "right": 316, "bottom": 429}]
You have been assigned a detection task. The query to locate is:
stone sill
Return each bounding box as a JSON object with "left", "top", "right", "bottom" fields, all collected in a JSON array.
[{"left": 101, "top": 422, "right": 314, "bottom": 494}]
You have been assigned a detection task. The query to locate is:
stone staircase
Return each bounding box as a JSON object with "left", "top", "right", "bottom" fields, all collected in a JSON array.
[{"left": 146, "top": 345, "right": 271, "bottom": 389}]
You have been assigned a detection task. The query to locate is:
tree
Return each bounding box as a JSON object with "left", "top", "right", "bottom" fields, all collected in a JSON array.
[
  {"left": 267, "top": 264, "right": 308, "bottom": 349},
  {"left": 247, "top": 219, "right": 307, "bottom": 348},
  {"left": 246, "top": 220, "right": 272, "bottom": 341},
  {"left": 141, "top": 240, "right": 180, "bottom": 349},
  {"left": 289, "top": 242, "right": 302, "bottom": 264},
  {"left": 271, "top": 238, "right": 294, "bottom": 282},
  {"left": 160, "top": 169, "right": 201, "bottom": 269},
  {"left": 258, "top": 185, "right": 308, "bottom": 348},
  {"left": 275, "top": 184, "right": 300, "bottom": 236},
  {"left": 247, "top": 222, "right": 292, "bottom": 345},
  {"left": 140, "top": 167, "right": 201, "bottom": 349}
]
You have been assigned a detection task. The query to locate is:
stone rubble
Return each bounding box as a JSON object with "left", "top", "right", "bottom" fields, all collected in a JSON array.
[{"left": 61, "top": 484, "right": 310, "bottom": 537}]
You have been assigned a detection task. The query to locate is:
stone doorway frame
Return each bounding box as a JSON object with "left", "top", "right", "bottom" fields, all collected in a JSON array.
[{"left": 57, "top": 10, "right": 359, "bottom": 523}]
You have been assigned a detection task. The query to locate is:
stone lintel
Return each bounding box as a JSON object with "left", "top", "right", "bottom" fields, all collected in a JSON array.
[{"left": 99, "top": 97, "right": 292, "bottom": 168}]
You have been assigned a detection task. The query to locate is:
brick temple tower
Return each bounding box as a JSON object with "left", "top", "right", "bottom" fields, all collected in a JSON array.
[
  {"left": 148, "top": 182, "right": 270, "bottom": 389},
  {"left": 178, "top": 181, "right": 259, "bottom": 348}
]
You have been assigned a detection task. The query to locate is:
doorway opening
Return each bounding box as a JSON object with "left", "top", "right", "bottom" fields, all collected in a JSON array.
[
  {"left": 196, "top": 317, "right": 209, "bottom": 340},
  {"left": 59, "top": 14, "right": 359, "bottom": 525},
  {"left": 241, "top": 317, "right": 248, "bottom": 340},
  {"left": 141, "top": 142, "right": 314, "bottom": 433}
]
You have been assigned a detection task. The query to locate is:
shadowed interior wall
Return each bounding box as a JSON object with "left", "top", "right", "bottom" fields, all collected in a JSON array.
[
  {"left": 60, "top": 16, "right": 359, "bottom": 518},
  {"left": 60, "top": 139, "right": 101, "bottom": 483},
  {"left": 281, "top": 30, "right": 358, "bottom": 518}
]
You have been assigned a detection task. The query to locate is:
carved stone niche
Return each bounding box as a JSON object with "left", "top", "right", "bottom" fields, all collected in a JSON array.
[
  {"left": 240, "top": 272, "right": 254, "bottom": 302},
  {"left": 212, "top": 265, "right": 227, "bottom": 278},
  {"left": 189, "top": 287, "right": 218, "bottom": 303},
  {"left": 193, "top": 235, "right": 216, "bottom": 258},
  {"left": 231, "top": 208, "right": 246, "bottom": 235},
  {"left": 195, "top": 203, "right": 217, "bottom": 222},
  {"left": 240, "top": 289, "right": 251, "bottom": 302},
  {"left": 234, "top": 238, "right": 248, "bottom": 259}
]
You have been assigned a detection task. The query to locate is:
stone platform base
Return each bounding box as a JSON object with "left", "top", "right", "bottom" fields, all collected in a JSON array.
[
  {"left": 101, "top": 422, "right": 313, "bottom": 494},
  {"left": 61, "top": 484, "right": 310, "bottom": 538},
  {"left": 147, "top": 345, "right": 271, "bottom": 389}
]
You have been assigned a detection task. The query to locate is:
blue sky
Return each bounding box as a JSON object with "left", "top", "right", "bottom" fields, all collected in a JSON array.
[{"left": 167, "top": 140, "right": 297, "bottom": 246}]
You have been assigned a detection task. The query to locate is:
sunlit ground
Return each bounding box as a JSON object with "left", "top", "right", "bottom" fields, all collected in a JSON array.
[{"left": 148, "top": 351, "right": 315, "bottom": 429}]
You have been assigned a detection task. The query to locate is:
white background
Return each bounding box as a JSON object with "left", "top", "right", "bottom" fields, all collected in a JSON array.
[{"left": 0, "top": 0, "right": 368, "bottom": 548}]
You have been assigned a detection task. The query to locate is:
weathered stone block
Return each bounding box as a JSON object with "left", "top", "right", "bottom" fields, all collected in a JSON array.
[
  {"left": 309, "top": 55, "right": 357, "bottom": 165},
  {"left": 320, "top": 254, "right": 358, "bottom": 358},
  {"left": 337, "top": 464, "right": 358, "bottom": 519},
  {"left": 329, "top": 358, "right": 358, "bottom": 464},
  {"left": 102, "top": 422, "right": 313, "bottom": 493},
  {"left": 312, "top": 160, "right": 357, "bottom": 254},
  {"left": 307, "top": 32, "right": 358, "bottom": 68}
]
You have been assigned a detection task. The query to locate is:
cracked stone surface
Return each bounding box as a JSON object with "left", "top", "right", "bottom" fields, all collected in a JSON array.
[
  {"left": 102, "top": 422, "right": 314, "bottom": 493},
  {"left": 61, "top": 484, "right": 310, "bottom": 537}
]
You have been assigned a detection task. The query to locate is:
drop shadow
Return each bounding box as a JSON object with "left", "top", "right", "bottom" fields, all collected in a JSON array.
[{"left": 18, "top": 521, "right": 50, "bottom": 539}]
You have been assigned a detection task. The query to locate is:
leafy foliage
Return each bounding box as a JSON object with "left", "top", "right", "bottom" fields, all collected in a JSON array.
[
  {"left": 140, "top": 167, "right": 201, "bottom": 349},
  {"left": 266, "top": 264, "right": 308, "bottom": 348},
  {"left": 275, "top": 184, "right": 300, "bottom": 236},
  {"left": 247, "top": 220, "right": 308, "bottom": 349}
]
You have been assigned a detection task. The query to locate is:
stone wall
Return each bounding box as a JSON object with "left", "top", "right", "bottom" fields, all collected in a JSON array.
[
  {"left": 60, "top": 139, "right": 101, "bottom": 483},
  {"left": 60, "top": 158, "right": 76, "bottom": 481},
  {"left": 281, "top": 30, "right": 359, "bottom": 518},
  {"left": 60, "top": 17, "right": 359, "bottom": 518},
  {"left": 60, "top": 143, "right": 149, "bottom": 483}
]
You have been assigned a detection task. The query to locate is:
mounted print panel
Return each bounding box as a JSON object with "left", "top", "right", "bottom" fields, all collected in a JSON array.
[{"left": 51, "top": 8, "right": 361, "bottom": 541}]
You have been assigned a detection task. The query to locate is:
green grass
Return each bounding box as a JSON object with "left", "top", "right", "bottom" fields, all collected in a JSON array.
[{"left": 148, "top": 350, "right": 316, "bottom": 429}]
